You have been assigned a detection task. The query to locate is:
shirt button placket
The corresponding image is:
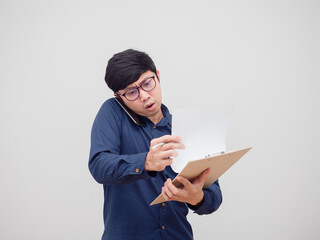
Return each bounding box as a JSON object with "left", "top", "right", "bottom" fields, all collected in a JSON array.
[
  {"left": 151, "top": 124, "right": 158, "bottom": 139},
  {"left": 160, "top": 201, "right": 167, "bottom": 233}
]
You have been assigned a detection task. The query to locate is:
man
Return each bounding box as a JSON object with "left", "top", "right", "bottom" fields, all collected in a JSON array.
[{"left": 89, "top": 49, "right": 222, "bottom": 240}]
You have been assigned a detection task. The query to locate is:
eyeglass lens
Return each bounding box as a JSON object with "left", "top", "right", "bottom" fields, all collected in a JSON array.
[{"left": 124, "top": 77, "right": 156, "bottom": 101}]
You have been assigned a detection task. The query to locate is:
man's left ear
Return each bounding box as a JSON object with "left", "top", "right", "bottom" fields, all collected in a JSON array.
[{"left": 156, "top": 70, "right": 160, "bottom": 82}]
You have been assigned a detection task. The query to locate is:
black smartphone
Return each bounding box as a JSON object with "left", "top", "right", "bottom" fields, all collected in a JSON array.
[{"left": 114, "top": 97, "right": 145, "bottom": 126}]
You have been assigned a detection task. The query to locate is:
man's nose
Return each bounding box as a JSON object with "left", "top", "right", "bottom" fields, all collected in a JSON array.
[{"left": 139, "top": 89, "right": 150, "bottom": 101}]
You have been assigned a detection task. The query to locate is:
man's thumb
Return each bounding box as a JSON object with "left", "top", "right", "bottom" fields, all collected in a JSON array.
[{"left": 194, "top": 168, "right": 211, "bottom": 184}]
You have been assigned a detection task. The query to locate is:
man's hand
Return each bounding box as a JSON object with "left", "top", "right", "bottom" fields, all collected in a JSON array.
[
  {"left": 161, "top": 168, "right": 211, "bottom": 206},
  {"left": 145, "top": 135, "right": 185, "bottom": 172}
]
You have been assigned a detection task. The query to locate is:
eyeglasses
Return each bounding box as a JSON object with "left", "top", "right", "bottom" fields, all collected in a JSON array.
[{"left": 117, "top": 76, "right": 157, "bottom": 101}]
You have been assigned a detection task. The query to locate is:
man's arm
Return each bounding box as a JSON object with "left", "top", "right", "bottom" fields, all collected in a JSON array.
[
  {"left": 88, "top": 102, "right": 151, "bottom": 185},
  {"left": 89, "top": 135, "right": 184, "bottom": 185},
  {"left": 89, "top": 100, "right": 184, "bottom": 185}
]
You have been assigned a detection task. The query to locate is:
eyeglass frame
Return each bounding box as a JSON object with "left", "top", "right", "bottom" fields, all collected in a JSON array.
[{"left": 116, "top": 75, "right": 157, "bottom": 101}]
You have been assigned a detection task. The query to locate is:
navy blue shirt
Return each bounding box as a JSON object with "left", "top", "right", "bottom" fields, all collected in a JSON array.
[{"left": 89, "top": 98, "right": 222, "bottom": 240}]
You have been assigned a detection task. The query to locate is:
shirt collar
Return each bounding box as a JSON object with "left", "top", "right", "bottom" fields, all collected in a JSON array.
[{"left": 138, "top": 104, "right": 172, "bottom": 127}]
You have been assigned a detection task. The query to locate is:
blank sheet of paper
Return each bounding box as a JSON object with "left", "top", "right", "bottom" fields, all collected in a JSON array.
[{"left": 171, "top": 108, "right": 228, "bottom": 173}]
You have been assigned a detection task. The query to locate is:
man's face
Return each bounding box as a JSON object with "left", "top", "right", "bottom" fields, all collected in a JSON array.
[{"left": 116, "top": 70, "right": 163, "bottom": 123}]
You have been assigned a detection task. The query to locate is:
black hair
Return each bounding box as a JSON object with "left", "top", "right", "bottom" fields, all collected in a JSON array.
[{"left": 104, "top": 49, "right": 158, "bottom": 93}]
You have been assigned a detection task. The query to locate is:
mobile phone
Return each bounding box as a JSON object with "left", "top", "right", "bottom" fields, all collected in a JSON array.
[{"left": 114, "top": 97, "right": 145, "bottom": 126}]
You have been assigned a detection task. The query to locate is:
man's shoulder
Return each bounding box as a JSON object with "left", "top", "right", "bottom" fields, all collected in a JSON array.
[
  {"left": 96, "top": 98, "right": 124, "bottom": 121},
  {"left": 100, "top": 98, "right": 119, "bottom": 110}
]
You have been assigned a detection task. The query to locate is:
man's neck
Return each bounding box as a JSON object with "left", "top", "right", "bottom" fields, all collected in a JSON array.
[{"left": 148, "top": 111, "right": 164, "bottom": 125}]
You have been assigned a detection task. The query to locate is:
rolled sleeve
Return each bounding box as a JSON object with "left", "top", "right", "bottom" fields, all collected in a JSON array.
[
  {"left": 187, "top": 180, "right": 223, "bottom": 215},
  {"left": 89, "top": 151, "right": 153, "bottom": 185}
]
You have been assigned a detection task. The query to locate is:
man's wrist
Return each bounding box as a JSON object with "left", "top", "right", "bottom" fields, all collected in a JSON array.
[
  {"left": 189, "top": 191, "right": 205, "bottom": 207},
  {"left": 144, "top": 152, "right": 151, "bottom": 171}
]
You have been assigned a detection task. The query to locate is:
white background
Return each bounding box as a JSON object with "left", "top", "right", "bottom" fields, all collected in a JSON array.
[{"left": 1, "top": 0, "right": 319, "bottom": 239}]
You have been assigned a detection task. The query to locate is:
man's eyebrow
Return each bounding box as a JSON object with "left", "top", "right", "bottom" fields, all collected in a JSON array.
[
  {"left": 123, "top": 75, "right": 153, "bottom": 91},
  {"left": 123, "top": 85, "right": 136, "bottom": 91},
  {"left": 123, "top": 82, "right": 139, "bottom": 91}
]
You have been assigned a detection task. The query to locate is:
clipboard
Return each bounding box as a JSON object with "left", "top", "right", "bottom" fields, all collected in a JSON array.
[{"left": 150, "top": 147, "right": 252, "bottom": 206}]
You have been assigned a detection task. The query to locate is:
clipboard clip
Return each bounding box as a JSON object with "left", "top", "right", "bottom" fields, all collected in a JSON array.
[{"left": 204, "top": 151, "right": 225, "bottom": 158}]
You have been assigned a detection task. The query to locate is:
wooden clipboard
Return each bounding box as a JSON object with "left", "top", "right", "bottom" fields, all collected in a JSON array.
[{"left": 150, "top": 147, "right": 252, "bottom": 206}]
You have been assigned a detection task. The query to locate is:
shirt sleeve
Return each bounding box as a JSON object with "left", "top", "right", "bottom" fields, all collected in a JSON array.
[
  {"left": 88, "top": 100, "right": 152, "bottom": 185},
  {"left": 187, "top": 180, "right": 223, "bottom": 215}
]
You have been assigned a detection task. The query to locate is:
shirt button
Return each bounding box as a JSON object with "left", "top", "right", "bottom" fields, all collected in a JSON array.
[
  {"left": 162, "top": 203, "right": 165, "bottom": 207},
  {"left": 135, "top": 168, "right": 139, "bottom": 173},
  {"left": 153, "top": 125, "right": 156, "bottom": 128},
  {"left": 162, "top": 225, "right": 165, "bottom": 230}
]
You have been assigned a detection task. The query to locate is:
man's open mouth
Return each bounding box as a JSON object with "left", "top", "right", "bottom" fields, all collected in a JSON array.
[{"left": 145, "top": 102, "right": 154, "bottom": 109}]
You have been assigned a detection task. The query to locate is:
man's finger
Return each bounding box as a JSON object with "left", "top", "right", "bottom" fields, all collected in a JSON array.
[
  {"left": 159, "top": 158, "right": 173, "bottom": 169},
  {"left": 162, "top": 187, "right": 169, "bottom": 201},
  {"left": 166, "top": 178, "right": 179, "bottom": 196},
  {"left": 193, "top": 168, "right": 211, "bottom": 184},
  {"left": 164, "top": 181, "right": 174, "bottom": 198},
  {"left": 159, "top": 149, "right": 178, "bottom": 159},
  {"left": 161, "top": 142, "right": 185, "bottom": 151},
  {"left": 176, "top": 176, "right": 193, "bottom": 191},
  {"left": 150, "top": 135, "right": 182, "bottom": 148}
]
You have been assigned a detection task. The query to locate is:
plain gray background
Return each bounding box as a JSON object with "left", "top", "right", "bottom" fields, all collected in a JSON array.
[{"left": 1, "top": 0, "right": 319, "bottom": 239}]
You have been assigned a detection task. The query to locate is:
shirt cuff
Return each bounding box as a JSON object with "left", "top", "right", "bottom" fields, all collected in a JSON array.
[
  {"left": 131, "top": 152, "right": 157, "bottom": 179},
  {"left": 187, "top": 189, "right": 210, "bottom": 214}
]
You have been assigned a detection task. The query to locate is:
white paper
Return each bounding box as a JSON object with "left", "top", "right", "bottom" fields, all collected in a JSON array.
[{"left": 171, "top": 108, "right": 228, "bottom": 173}]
